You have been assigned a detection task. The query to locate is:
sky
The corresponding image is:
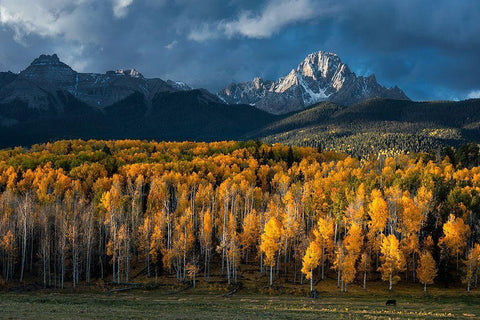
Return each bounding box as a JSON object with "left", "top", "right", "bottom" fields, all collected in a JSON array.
[{"left": 0, "top": 0, "right": 479, "bottom": 101}]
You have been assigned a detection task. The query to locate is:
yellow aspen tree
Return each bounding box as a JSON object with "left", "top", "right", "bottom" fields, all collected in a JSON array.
[
  {"left": 333, "top": 241, "right": 345, "bottom": 291},
  {"left": 417, "top": 251, "right": 437, "bottom": 292},
  {"left": 401, "top": 192, "right": 423, "bottom": 235},
  {"left": 241, "top": 209, "right": 259, "bottom": 264},
  {"left": 186, "top": 262, "right": 200, "bottom": 288},
  {"left": 464, "top": 244, "right": 480, "bottom": 292},
  {"left": 473, "top": 244, "right": 480, "bottom": 289},
  {"left": 179, "top": 207, "right": 195, "bottom": 282},
  {"left": 138, "top": 215, "right": 152, "bottom": 277},
  {"left": 378, "top": 234, "right": 405, "bottom": 291},
  {"left": 415, "top": 185, "right": 433, "bottom": 222},
  {"left": 439, "top": 214, "right": 471, "bottom": 276},
  {"left": 260, "top": 217, "right": 283, "bottom": 286},
  {"left": 301, "top": 241, "right": 321, "bottom": 292},
  {"left": 226, "top": 211, "right": 240, "bottom": 284},
  {"left": 359, "top": 252, "right": 371, "bottom": 289},
  {"left": 313, "top": 215, "right": 335, "bottom": 280},
  {"left": 101, "top": 180, "right": 123, "bottom": 284},
  {"left": 368, "top": 189, "right": 388, "bottom": 234},
  {"left": 281, "top": 189, "right": 300, "bottom": 276},
  {"left": 340, "top": 222, "right": 363, "bottom": 292},
  {"left": 344, "top": 222, "right": 363, "bottom": 258},
  {"left": 400, "top": 192, "right": 423, "bottom": 281},
  {"left": 149, "top": 211, "right": 166, "bottom": 281},
  {"left": 0, "top": 230, "right": 15, "bottom": 284},
  {"left": 385, "top": 185, "right": 402, "bottom": 234},
  {"left": 368, "top": 189, "right": 388, "bottom": 259}
]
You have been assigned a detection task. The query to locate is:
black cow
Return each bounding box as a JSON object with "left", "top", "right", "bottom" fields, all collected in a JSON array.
[{"left": 386, "top": 299, "right": 396, "bottom": 306}]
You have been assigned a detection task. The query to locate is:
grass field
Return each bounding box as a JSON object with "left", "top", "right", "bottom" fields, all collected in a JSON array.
[{"left": 0, "top": 279, "right": 479, "bottom": 319}]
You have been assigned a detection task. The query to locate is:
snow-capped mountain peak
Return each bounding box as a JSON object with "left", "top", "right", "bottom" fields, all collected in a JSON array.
[{"left": 217, "top": 50, "right": 409, "bottom": 114}]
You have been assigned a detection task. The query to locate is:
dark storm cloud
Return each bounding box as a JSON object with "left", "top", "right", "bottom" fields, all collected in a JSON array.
[{"left": 0, "top": 0, "right": 479, "bottom": 100}]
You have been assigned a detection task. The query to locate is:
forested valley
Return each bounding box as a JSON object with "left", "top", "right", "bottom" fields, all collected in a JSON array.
[{"left": 0, "top": 139, "right": 480, "bottom": 293}]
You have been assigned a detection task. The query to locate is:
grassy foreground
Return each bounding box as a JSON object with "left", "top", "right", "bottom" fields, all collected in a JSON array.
[{"left": 0, "top": 280, "right": 479, "bottom": 319}]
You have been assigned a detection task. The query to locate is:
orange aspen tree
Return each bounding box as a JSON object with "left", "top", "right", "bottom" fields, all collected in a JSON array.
[
  {"left": 342, "top": 253, "right": 357, "bottom": 292},
  {"left": 201, "top": 209, "right": 213, "bottom": 279},
  {"left": 186, "top": 262, "right": 200, "bottom": 288}
]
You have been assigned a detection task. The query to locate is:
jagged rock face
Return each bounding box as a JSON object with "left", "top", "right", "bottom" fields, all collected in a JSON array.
[
  {"left": 19, "top": 54, "right": 77, "bottom": 88},
  {"left": 72, "top": 71, "right": 178, "bottom": 107},
  {"left": 218, "top": 51, "right": 410, "bottom": 114},
  {"left": 0, "top": 54, "right": 193, "bottom": 114},
  {"left": 219, "top": 77, "right": 275, "bottom": 105}
]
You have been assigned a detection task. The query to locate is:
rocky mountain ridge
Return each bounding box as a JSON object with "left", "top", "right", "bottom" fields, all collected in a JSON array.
[
  {"left": 0, "top": 54, "right": 194, "bottom": 115},
  {"left": 0, "top": 52, "right": 410, "bottom": 117},
  {"left": 217, "top": 51, "right": 409, "bottom": 114},
  {"left": 0, "top": 54, "right": 277, "bottom": 147}
]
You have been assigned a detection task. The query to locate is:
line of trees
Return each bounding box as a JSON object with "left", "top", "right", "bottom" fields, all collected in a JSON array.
[{"left": 0, "top": 139, "right": 479, "bottom": 292}]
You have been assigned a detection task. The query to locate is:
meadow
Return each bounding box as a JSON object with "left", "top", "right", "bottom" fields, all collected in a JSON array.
[{"left": 0, "top": 279, "right": 478, "bottom": 320}]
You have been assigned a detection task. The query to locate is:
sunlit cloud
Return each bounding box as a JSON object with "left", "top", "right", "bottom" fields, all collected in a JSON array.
[
  {"left": 112, "top": 0, "right": 134, "bottom": 18},
  {"left": 165, "top": 40, "right": 178, "bottom": 50},
  {"left": 467, "top": 90, "right": 480, "bottom": 99},
  {"left": 189, "top": 0, "right": 337, "bottom": 41}
]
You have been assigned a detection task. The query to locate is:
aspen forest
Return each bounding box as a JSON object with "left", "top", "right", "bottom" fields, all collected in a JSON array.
[{"left": 1, "top": 139, "right": 480, "bottom": 294}]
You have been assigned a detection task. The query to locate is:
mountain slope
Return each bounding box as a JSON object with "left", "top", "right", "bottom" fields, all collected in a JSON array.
[
  {"left": 0, "top": 89, "right": 278, "bottom": 148},
  {"left": 218, "top": 51, "right": 409, "bottom": 114},
  {"left": 252, "top": 98, "right": 480, "bottom": 155},
  {"left": 0, "top": 54, "right": 278, "bottom": 147}
]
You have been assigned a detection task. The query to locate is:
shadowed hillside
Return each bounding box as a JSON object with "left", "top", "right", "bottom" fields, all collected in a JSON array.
[
  {"left": 0, "top": 90, "right": 277, "bottom": 147},
  {"left": 252, "top": 98, "right": 480, "bottom": 155}
]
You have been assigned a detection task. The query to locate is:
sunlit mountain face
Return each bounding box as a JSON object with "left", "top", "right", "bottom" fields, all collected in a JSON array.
[{"left": 218, "top": 50, "right": 409, "bottom": 114}]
